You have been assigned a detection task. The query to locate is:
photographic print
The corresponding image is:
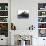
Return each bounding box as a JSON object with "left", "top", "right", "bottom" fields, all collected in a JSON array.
[{"left": 17, "top": 10, "right": 29, "bottom": 19}]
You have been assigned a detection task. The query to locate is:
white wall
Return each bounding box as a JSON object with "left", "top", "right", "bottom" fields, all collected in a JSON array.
[
  {"left": 11, "top": 0, "right": 46, "bottom": 46},
  {"left": 11, "top": 0, "right": 38, "bottom": 30},
  {"left": 11, "top": 0, "right": 38, "bottom": 45}
]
